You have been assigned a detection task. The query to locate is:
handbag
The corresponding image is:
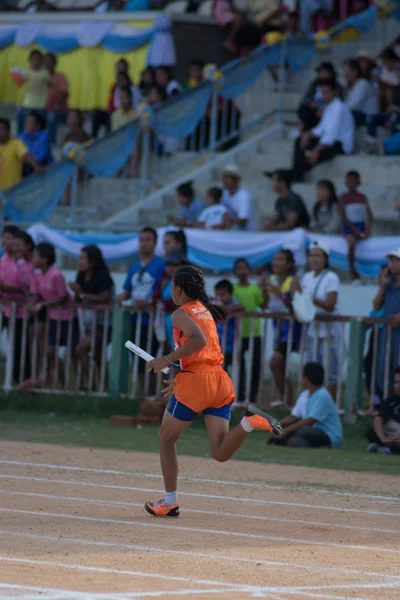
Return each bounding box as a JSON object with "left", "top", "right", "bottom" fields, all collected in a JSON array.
[{"left": 293, "top": 271, "right": 329, "bottom": 324}]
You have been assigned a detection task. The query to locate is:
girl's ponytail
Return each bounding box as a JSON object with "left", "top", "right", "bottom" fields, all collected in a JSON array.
[{"left": 173, "top": 265, "right": 228, "bottom": 323}]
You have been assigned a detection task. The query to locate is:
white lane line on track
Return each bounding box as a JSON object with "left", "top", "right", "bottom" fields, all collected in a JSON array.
[
  {"left": 1, "top": 459, "right": 399, "bottom": 504},
  {"left": 1, "top": 473, "right": 399, "bottom": 517},
  {"left": 2, "top": 489, "right": 400, "bottom": 535},
  {"left": 0, "top": 583, "right": 131, "bottom": 600},
  {"left": 2, "top": 506, "right": 400, "bottom": 555},
  {"left": 2, "top": 529, "right": 400, "bottom": 581}
]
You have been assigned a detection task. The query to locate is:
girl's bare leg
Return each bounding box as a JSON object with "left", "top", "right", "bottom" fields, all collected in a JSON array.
[{"left": 158, "top": 411, "right": 192, "bottom": 492}]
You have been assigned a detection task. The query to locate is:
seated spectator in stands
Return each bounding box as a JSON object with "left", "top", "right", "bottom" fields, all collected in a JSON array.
[
  {"left": 116, "top": 227, "right": 165, "bottom": 363},
  {"left": 310, "top": 180, "right": 341, "bottom": 234},
  {"left": 290, "top": 81, "right": 354, "bottom": 182},
  {"left": 186, "top": 59, "right": 205, "bottom": 89},
  {"left": 147, "top": 85, "right": 168, "bottom": 107},
  {"left": 263, "top": 249, "right": 301, "bottom": 407},
  {"left": 343, "top": 59, "right": 378, "bottom": 127},
  {"left": 301, "top": 241, "right": 341, "bottom": 398},
  {"left": 111, "top": 87, "right": 137, "bottom": 130},
  {"left": 20, "top": 113, "right": 53, "bottom": 177},
  {"left": 44, "top": 52, "right": 69, "bottom": 145},
  {"left": 264, "top": 169, "right": 310, "bottom": 231},
  {"left": 153, "top": 248, "right": 186, "bottom": 348},
  {"left": 270, "top": 362, "right": 343, "bottom": 448},
  {"left": 0, "top": 118, "right": 45, "bottom": 191},
  {"left": 63, "top": 109, "right": 90, "bottom": 145},
  {"left": 69, "top": 245, "right": 114, "bottom": 390},
  {"left": 374, "top": 249, "right": 400, "bottom": 397},
  {"left": 366, "top": 130, "right": 400, "bottom": 156},
  {"left": 197, "top": 187, "right": 231, "bottom": 230},
  {"left": 357, "top": 50, "right": 377, "bottom": 81},
  {"left": 297, "top": 62, "right": 344, "bottom": 132},
  {"left": 25, "top": 0, "right": 57, "bottom": 12},
  {"left": 222, "top": 164, "right": 255, "bottom": 231},
  {"left": 233, "top": 257, "right": 268, "bottom": 403},
  {"left": 366, "top": 366, "right": 400, "bottom": 455},
  {"left": 163, "top": 230, "right": 188, "bottom": 260},
  {"left": 29, "top": 242, "right": 79, "bottom": 386},
  {"left": 139, "top": 66, "right": 155, "bottom": 99},
  {"left": 366, "top": 87, "right": 400, "bottom": 140},
  {"left": 214, "top": 279, "right": 244, "bottom": 370},
  {"left": 170, "top": 182, "right": 205, "bottom": 227},
  {"left": 299, "top": 0, "right": 334, "bottom": 37},
  {"left": 375, "top": 49, "right": 400, "bottom": 112},
  {"left": 0, "top": 225, "right": 31, "bottom": 385},
  {"left": 339, "top": 170, "right": 372, "bottom": 283},
  {"left": 15, "top": 50, "right": 50, "bottom": 136},
  {"left": 155, "top": 66, "right": 182, "bottom": 98}
]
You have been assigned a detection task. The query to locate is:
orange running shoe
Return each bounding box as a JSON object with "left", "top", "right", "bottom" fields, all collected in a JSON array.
[
  {"left": 243, "top": 406, "right": 282, "bottom": 435},
  {"left": 145, "top": 498, "right": 180, "bottom": 517}
]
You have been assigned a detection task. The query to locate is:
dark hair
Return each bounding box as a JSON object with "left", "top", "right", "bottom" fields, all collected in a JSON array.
[
  {"left": 177, "top": 181, "right": 194, "bottom": 200},
  {"left": 394, "top": 366, "right": 400, "bottom": 376},
  {"left": 189, "top": 59, "right": 205, "bottom": 69},
  {"left": 314, "top": 179, "right": 338, "bottom": 220},
  {"left": 15, "top": 230, "right": 34, "bottom": 252},
  {"left": 140, "top": 226, "right": 158, "bottom": 243},
  {"left": 45, "top": 52, "right": 57, "bottom": 66},
  {"left": 117, "top": 71, "right": 132, "bottom": 86},
  {"left": 276, "top": 249, "right": 295, "bottom": 274},
  {"left": 0, "top": 118, "right": 11, "bottom": 133},
  {"left": 288, "top": 10, "right": 298, "bottom": 19},
  {"left": 149, "top": 85, "right": 168, "bottom": 102},
  {"left": 164, "top": 230, "right": 188, "bottom": 255},
  {"left": 320, "top": 80, "right": 337, "bottom": 92},
  {"left": 215, "top": 279, "right": 233, "bottom": 294},
  {"left": 344, "top": 58, "right": 362, "bottom": 78},
  {"left": 3, "top": 225, "right": 20, "bottom": 236},
  {"left": 117, "top": 58, "right": 129, "bottom": 70},
  {"left": 120, "top": 85, "right": 133, "bottom": 100},
  {"left": 173, "top": 265, "right": 228, "bottom": 323},
  {"left": 29, "top": 49, "right": 43, "bottom": 60},
  {"left": 35, "top": 242, "right": 56, "bottom": 266},
  {"left": 273, "top": 169, "right": 292, "bottom": 188},
  {"left": 234, "top": 257, "right": 251, "bottom": 271},
  {"left": 26, "top": 111, "right": 45, "bottom": 130},
  {"left": 303, "top": 362, "right": 325, "bottom": 386},
  {"left": 156, "top": 65, "right": 173, "bottom": 80},
  {"left": 207, "top": 187, "right": 223, "bottom": 204},
  {"left": 381, "top": 49, "right": 399, "bottom": 62},
  {"left": 81, "top": 244, "right": 107, "bottom": 269},
  {"left": 69, "top": 109, "right": 84, "bottom": 128},
  {"left": 346, "top": 170, "right": 360, "bottom": 179}
]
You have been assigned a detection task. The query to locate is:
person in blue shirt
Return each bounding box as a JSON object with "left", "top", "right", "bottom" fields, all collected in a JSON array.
[
  {"left": 270, "top": 362, "right": 343, "bottom": 448},
  {"left": 20, "top": 112, "right": 53, "bottom": 177},
  {"left": 214, "top": 279, "right": 244, "bottom": 370},
  {"left": 169, "top": 181, "right": 205, "bottom": 227},
  {"left": 117, "top": 227, "right": 166, "bottom": 362}
]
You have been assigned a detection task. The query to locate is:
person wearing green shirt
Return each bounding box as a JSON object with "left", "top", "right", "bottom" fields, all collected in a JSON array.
[{"left": 233, "top": 258, "right": 268, "bottom": 404}]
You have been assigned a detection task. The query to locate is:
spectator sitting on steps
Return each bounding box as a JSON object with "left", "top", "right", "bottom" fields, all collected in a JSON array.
[
  {"left": 264, "top": 169, "right": 310, "bottom": 231},
  {"left": 270, "top": 362, "right": 343, "bottom": 449},
  {"left": 366, "top": 366, "right": 400, "bottom": 455},
  {"left": 0, "top": 118, "right": 45, "bottom": 191},
  {"left": 221, "top": 164, "right": 255, "bottom": 231},
  {"left": 169, "top": 182, "right": 205, "bottom": 227},
  {"left": 20, "top": 112, "right": 53, "bottom": 177},
  {"left": 343, "top": 58, "right": 378, "bottom": 128},
  {"left": 310, "top": 180, "right": 341, "bottom": 234}
]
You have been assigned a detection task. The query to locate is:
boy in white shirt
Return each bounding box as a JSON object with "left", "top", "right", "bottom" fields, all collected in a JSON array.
[{"left": 197, "top": 187, "right": 231, "bottom": 230}]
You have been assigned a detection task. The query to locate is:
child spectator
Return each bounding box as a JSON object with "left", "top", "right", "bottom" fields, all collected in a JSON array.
[
  {"left": 163, "top": 230, "right": 188, "bottom": 260},
  {"left": 376, "top": 49, "right": 400, "bottom": 112},
  {"left": 0, "top": 118, "right": 45, "bottom": 191},
  {"left": 111, "top": 87, "right": 137, "bottom": 131},
  {"left": 263, "top": 249, "right": 301, "bottom": 407},
  {"left": 310, "top": 180, "right": 341, "bottom": 234},
  {"left": 155, "top": 66, "right": 182, "bottom": 97},
  {"left": 15, "top": 49, "right": 49, "bottom": 135},
  {"left": 20, "top": 112, "right": 53, "bottom": 177},
  {"left": 186, "top": 59, "right": 205, "bottom": 89},
  {"left": 62, "top": 110, "right": 90, "bottom": 145},
  {"left": 233, "top": 258, "right": 268, "bottom": 404},
  {"left": 214, "top": 279, "right": 244, "bottom": 370},
  {"left": 153, "top": 248, "right": 186, "bottom": 348},
  {"left": 44, "top": 52, "right": 69, "bottom": 145},
  {"left": 139, "top": 66, "right": 155, "bottom": 98},
  {"left": 197, "top": 187, "right": 231, "bottom": 230},
  {"left": 170, "top": 182, "right": 205, "bottom": 227},
  {"left": 29, "top": 242, "right": 79, "bottom": 385},
  {"left": 339, "top": 170, "right": 373, "bottom": 284},
  {"left": 366, "top": 366, "right": 400, "bottom": 454}
]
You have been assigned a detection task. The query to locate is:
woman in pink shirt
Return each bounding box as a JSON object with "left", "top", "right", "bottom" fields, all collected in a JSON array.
[
  {"left": 0, "top": 225, "right": 32, "bottom": 384},
  {"left": 29, "top": 242, "right": 79, "bottom": 385}
]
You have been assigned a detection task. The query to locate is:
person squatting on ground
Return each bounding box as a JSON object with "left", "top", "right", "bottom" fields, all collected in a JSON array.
[{"left": 145, "top": 264, "right": 282, "bottom": 517}]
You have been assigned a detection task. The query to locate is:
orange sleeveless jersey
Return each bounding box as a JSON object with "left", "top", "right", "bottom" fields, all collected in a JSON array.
[
  {"left": 172, "top": 300, "right": 234, "bottom": 412},
  {"left": 173, "top": 300, "right": 224, "bottom": 372}
]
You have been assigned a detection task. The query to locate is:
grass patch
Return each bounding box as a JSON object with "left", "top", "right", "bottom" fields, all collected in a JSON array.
[{"left": 0, "top": 394, "right": 398, "bottom": 477}]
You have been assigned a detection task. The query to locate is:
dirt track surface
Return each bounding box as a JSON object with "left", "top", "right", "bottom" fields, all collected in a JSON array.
[{"left": 0, "top": 441, "right": 399, "bottom": 600}]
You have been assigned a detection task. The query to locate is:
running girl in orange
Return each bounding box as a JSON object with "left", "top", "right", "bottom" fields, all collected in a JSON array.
[{"left": 146, "top": 265, "right": 281, "bottom": 517}]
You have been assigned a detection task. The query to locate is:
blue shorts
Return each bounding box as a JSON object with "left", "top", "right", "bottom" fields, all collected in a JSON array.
[
  {"left": 343, "top": 222, "right": 365, "bottom": 236},
  {"left": 167, "top": 395, "right": 232, "bottom": 422}
]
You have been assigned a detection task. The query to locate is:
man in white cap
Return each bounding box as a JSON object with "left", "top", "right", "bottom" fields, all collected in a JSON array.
[{"left": 221, "top": 164, "right": 256, "bottom": 231}]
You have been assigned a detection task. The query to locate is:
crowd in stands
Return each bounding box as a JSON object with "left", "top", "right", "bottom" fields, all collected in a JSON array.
[{"left": 1, "top": 223, "right": 399, "bottom": 452}]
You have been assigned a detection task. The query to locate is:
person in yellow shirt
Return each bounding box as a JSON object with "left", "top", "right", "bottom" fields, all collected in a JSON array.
[
  {"left": 111, "top": 87, "right": 138, "bottom": 131},
  {"left": 16, "top": 50, "right": 50, "bottom": 135},
  {"left": 0, "top": 118, "right": 45, "bottom": 191}
]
